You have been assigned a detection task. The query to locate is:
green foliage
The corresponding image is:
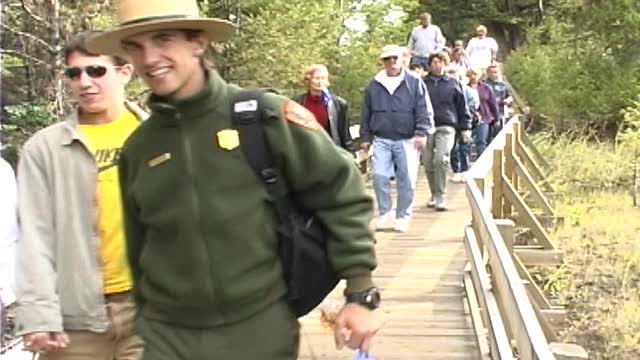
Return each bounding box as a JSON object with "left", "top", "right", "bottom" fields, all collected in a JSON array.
[
  {"left": 416, "top": 0, "right": 521, "bottom": 39},
  {"left": 218, "top": 0, "right": 419, "bottom": 124},
  {"left": 504, "top": 0, "right": 640, "bottom": 136},
  {"left": 618, "top": 99, "right": 640, "bottom": 149},
  {"left": 221, "top": 0, "right": 344, "bottom": 91},
  {"left": 1, "top": 99, "right": 55, "bottom": 166}
]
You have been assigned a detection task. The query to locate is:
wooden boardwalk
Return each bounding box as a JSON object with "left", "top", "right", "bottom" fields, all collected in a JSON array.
[{"left": 299, "top": 173, "right": 482, "bottom": 359}]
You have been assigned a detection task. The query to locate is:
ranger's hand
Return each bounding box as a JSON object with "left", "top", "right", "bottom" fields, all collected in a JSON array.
[
  {"left": 24, "top": 332, "right": 69, "bottom": 353},
  {"left": 334, "top": 304, "right": 382, "bottom": 352}
]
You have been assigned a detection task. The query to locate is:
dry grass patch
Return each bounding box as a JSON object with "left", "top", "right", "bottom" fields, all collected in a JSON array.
[{"left": 533, "top": 134, "right": 640, "bottom": 359}]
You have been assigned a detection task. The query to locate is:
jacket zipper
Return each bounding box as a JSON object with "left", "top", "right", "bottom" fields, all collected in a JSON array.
[{"left": 179, "top": 112, "right": 220, "bottom": 316}]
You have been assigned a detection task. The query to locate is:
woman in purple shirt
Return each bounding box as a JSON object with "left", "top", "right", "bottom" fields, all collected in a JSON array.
[{"left": 467, "top": 68, "right": 500, "bottom": 156}]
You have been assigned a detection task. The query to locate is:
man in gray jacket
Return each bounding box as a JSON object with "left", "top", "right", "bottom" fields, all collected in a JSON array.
[
  {"left": 15, "top": 32, "right": 146, "bottom": 359},
  {"left": 360, "top": 45, "right": 434, "bottom": 233}
]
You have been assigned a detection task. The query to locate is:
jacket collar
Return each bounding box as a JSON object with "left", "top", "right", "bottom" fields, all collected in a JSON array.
[
  {"left": 60, "top": 101, "right": 149, "bottom": 146},
  {"left": 146, "top": 70, "right": 226, "bottom": 126}
]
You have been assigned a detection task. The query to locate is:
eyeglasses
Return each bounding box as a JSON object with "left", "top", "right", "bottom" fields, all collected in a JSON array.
[
  {"left": 63, "top": 65, "right": 119, "bottom": 80},
  {"left": 382, "top": 56, "right": 398, "bottom": 62}
]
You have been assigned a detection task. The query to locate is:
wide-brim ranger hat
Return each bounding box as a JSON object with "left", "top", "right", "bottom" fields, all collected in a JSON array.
[{"left": 85, "top": 0, "right": 235, "bottom": 56}]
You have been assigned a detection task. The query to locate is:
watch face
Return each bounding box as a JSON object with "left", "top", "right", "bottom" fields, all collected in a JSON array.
[
  {"left": 365, "top": 288, "right": 381, "bottom": 309},
  {"left": 346, "top": 287, "right": 381, "bottom": 310}
]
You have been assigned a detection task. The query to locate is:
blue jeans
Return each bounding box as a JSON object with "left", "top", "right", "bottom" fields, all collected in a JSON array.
[
  {"left": 410, "top": 56, "right": 430, "bottom": 71},
  {"left": 473, "top": 123, "right": 490, "bottom": 156},
  {"left": 451, "top": 136, "right": 471, "bottom": 173},
  {"left": 372, "top": 137, "right": 420, "bottom": 220}
]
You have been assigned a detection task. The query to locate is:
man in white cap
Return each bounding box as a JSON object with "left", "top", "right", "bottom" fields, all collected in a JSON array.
[
  {"left": 14, "top": 31, "right": 146, "bottom": 359},
  {"left": 86, "top": 1, "right": 381, "bottom": 359},
  {"left": 359, "top": 44, "right": 434, "bottom": 233}
]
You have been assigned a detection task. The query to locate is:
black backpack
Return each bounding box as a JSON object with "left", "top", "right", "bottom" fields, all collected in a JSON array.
[{"left": 230, "top": 89, "right": 339, "bottom": 317}]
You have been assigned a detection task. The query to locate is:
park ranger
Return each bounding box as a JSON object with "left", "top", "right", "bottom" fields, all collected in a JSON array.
[{"left": 86, "top": 0, "right": 381, "bottom": 359}]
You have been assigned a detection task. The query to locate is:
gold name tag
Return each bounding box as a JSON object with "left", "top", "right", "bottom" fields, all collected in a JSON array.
[{"left": 147, "top": 153, "right": 171, "bottom": 168}]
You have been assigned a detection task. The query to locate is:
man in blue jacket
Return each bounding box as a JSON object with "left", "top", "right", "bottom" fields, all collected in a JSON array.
[
  {"left": 360, "top": 45, "right": 434, "bottom": 233},
  {"left": 422, "top": 52, "right": 472, "bottom": 211}
]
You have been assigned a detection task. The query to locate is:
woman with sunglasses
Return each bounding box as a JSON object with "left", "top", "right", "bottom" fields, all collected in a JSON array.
[{"left": 14, "top": 31, "right": 147, "bottom": 360}]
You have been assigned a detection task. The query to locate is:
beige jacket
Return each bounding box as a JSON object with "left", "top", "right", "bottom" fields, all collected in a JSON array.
[{"left": 14, "top": 102, "right": 147, "bottom": 335}]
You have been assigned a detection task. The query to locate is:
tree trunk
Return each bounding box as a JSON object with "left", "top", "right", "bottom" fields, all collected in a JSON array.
[{"left": 51, "top": 0, "right": 64, "bottom": 119}]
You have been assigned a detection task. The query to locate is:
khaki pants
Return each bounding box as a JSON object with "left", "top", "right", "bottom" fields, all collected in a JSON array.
[
  {"left": 138, "top": 300, "right": 299, "bottom": 360},
  {"left": 41, "top": 293, "right": 143, "bottom": 360},
  {"left": 423, "top": 126, "right": 457, "bottom": 198}
]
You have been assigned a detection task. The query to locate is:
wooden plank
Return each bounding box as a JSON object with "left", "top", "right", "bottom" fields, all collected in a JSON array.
[
  {"left": 512, "top": 255, "right": 553, "bottom": 311},
  {"left": 549, "top": 343, "right": 588, "bottom": 360},
  {"left": 514, "top": 248, "right": 564, "bottom": 266},
  {"left": 464, "top": 226, "right": 513, "bottom": 360},
  {"left": 465, "top": 180, "right": 555, "bottom": 360},
  {"left": 496, "top": 219, "right": 516, "bottom": 254},
  {"left": 518, "top": 123, "right": 551, "bottom": 172},
  {"left": 464, "top": 268, "right": 492, "bottom": 359},
  {"left": 514, "top": 121, "right": 548, "bottom": 173},
  {"left": 513, "top": 155, "right": 555, "bottom": 216},
  {"left": 516, "top": 137, "right": 555, "bottom": 194},
  {"left": 536, "top": 214, "right": 564, "bottom": 232},
  {"left": 502, "top": 174, "right": 555, "bottom": 250},
  {"left": 528, "top": 287, "right": 559, "bottom": 343},
  {"left": 541, "top": 309, "right": 568, "bottom": 329}
]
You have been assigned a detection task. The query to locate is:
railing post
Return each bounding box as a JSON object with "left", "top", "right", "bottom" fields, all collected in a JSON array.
[
  {"left": 492, "top": 149, "right": 504, "bottom": 219},
  {"left": 503, "top": 132, "right": 515, "bottom": 218},
  {"left": 496, "top": 219, "right": 516, "bottom": 254}
]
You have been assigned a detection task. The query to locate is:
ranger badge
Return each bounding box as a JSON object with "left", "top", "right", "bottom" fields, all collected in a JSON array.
[{"left": 216, "top": 129, "right": 240, "bottom": 151}]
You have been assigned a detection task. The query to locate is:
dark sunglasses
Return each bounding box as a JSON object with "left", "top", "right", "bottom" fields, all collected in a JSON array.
[
  {"left": 382, "top": 56, "right": 398, "bottom": 62},
  {"left": 63, "top": 65, "right": 118, "bottom": 80}
]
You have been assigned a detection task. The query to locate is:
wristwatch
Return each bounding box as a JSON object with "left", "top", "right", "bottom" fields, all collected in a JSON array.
[{"left": 345, "top": 287, "right": 381, "bottom": 310}]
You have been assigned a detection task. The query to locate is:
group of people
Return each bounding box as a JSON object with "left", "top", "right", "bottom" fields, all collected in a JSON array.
[
  {"left": 345, "top": 13, "right": 512, "bottom": 233},
  {"left": 2, "top": 1, "right": 381, "bottom": 359},
  {"left": 0, "top": 4, "right": 513, "bottom": 360}
]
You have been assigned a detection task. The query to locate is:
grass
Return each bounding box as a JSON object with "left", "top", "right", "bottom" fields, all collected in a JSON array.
[{"left": 532, "top": 134, "right": 640, "bottom": 359}]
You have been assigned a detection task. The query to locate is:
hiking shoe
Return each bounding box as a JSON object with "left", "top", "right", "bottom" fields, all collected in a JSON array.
[
  {"left": 435, "top": 195, "right": 448, "bottom": 211},
  {"left": 375, "top": 212, "right": 394, "bottom": 230},
  {"left": 393, "top": 218, "right": 410, "bottom": 233}
]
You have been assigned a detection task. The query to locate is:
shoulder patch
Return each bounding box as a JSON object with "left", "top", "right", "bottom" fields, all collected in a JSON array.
[{"left": 282, "top": 101, "right": 321, "bottom": 130}]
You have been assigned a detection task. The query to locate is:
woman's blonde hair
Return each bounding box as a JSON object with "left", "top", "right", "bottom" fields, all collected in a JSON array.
[
  {"left": 467, "top": 67, "right": 481, "bottom": 76},
  {"left": 303, "top": 64, "right": 329, "bottom": 87}
]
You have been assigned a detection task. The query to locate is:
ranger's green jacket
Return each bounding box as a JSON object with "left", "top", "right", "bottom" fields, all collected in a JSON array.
[{"left": 118, "top": 71, "right": 377, "bottom": 328}]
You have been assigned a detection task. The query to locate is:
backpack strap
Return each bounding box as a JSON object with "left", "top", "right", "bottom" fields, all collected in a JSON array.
[
  {"left": 230, "top": 88, "right": 273, "bottom": 177},
  {"left": 230, "top": 88, "right": 289, "bottom": 200}
]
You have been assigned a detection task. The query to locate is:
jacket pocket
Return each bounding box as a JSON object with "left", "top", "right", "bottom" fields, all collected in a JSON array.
[{"left": 394, "top": 111, "right": 415, "bottom": 137}]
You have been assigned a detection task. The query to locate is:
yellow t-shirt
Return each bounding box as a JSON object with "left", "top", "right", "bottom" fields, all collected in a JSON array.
[{"left": 79, "top": 110, "right": 139, "bottom": 294}]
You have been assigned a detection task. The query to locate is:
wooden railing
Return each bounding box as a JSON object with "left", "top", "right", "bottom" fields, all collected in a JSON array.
[{"left": 463, "top": 116, "right": 588, "bottom": 360}]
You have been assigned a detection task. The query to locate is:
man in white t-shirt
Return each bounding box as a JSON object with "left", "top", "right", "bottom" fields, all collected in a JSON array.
[
  {"left": 465, "top": 25, "right": 498, "bottom": 72},
  {"left": 407, "top": 13, "right": 445, "bottom": 70},
  {"left": 0, "top": 152, "right": 18, "bottom": 305}
]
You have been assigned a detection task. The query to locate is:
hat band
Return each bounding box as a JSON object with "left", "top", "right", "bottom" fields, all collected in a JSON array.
[{"left": 120, "top": 14, "right": 191, "bottom": 26}]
